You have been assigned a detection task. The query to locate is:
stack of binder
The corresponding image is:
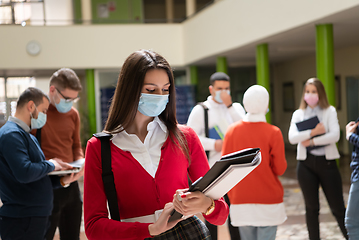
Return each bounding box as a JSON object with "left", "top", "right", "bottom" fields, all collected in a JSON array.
[{"left": 169, "top": 148, "right": 261, "bottom": 221}]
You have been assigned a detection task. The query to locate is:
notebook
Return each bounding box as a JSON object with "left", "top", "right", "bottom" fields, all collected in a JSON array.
[{"left": 169, "top": 148, "right": 261, "bottom": 221}]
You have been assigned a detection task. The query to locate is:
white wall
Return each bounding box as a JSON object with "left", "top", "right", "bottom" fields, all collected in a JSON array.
[
  {"left": 30, "top": 3, "right": 45, "bottom": 26},
  {"left": 44, "top": 0, "right": 73, "bottom": 25},
  {"left": 35, "top": 77, "right": 49, "bottom": 93},
  {"left": 2, "top": 0, "right": 359, "bottom": 70},
  {"left": 0, "top": 24, "right": 184, "bottom": 69},
  {"left": 272, "top": 55, "right": 316, "bottom": 148}
]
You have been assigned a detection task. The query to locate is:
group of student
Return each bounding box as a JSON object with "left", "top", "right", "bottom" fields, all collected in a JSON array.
[
  {"left": 186, "top": 72, "right": 287, "bottom": 240},
  {"left": 0, "top": 69, "right": 84, "bottom": 240},
  {"left": 0, "top": 49, "right": 358, "bottom": 240}
]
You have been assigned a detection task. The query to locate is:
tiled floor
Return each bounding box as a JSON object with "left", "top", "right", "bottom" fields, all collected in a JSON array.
[
  {"left": 217, "top": 149, "right": 351, "bottom": 240},
  {"left": 211, "top": 176, "right": 349, "bottom": 240}
]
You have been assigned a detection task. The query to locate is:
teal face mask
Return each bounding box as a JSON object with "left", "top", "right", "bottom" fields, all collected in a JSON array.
[
  {"left": 214, "top": 90, "right": 230, "bottom": 103},
  {"left": 31, "top": 109, "right": 47, "bottom": 129},
  {"left": 55, "top": 99, "right": 73, "bottom": 113},
  {"left": 138, "top": 93, "right": 169, "bottom": 117}
]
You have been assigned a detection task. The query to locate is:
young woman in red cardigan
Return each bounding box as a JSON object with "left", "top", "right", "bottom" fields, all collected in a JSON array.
[{"left": 83, "top": 50, "right": 228, "bottom": 240}]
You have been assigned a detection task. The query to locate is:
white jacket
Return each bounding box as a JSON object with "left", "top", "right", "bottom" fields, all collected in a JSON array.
[
  {"left": 288, "top": 105, "right": 340, "bottom": 160},
  {"left": 187, "top": 96, "right": 245, "bottom": 166}
]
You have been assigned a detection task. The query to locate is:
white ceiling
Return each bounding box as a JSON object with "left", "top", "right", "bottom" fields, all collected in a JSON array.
[
  {"left": 193, "top": 4, "right": 359, "bottom": 67},
  {"left": 1, "top": 4, "right": 358, "bottom": 76}
]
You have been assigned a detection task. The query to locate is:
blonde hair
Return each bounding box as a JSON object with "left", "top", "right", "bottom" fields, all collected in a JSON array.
[{"left": 299, "top": 78, "right": 330, "bottom": 109}]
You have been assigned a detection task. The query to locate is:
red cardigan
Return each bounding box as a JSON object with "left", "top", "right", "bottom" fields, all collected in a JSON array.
[
  {"left": 223, "top": 121, "right": 287, "bottom": 205},
  {"left": 84, "top": 126, "right": 228, "bottom": 240}
]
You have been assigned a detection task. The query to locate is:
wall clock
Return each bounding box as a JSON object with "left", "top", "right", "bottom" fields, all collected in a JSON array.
[{"left": 26, "top": 41, "right": 41, "bottom": 56}]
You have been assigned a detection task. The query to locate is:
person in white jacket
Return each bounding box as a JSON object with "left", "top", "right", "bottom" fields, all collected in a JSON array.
[
  {"left": 187, "top": 72, "right": 245, "bottom": 240},
  {"left": 288, "top": 78, "right": 348, "bottom": 240}
]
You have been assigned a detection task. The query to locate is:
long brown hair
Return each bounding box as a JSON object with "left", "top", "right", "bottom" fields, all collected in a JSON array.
[
  {"left": 104, "top": 50, "right": 190, "bottom": 161},
  {"left": 299, "top": 78, "right": 330, "bottom": 109}
]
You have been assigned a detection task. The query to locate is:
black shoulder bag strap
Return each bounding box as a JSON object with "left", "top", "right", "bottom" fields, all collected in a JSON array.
[
  {"left": 93, "top": 132, "right": 120, "bottom": 221},
  {"left": 35, "top": 128, "right": 42, "bottom": 147},
  {"left": 198, "top": 103, "right": 210, "bottom": 159}
]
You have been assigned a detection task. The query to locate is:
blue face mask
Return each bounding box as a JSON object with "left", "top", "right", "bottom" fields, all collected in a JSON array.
[
  {"left": 138, "top": 93, "right": 169, "bottom": 117},
  {"left": 31, "top": 109, "right": 47, "bottom": 129},
  {"left": 55, "top": 98, "right": 73, "bottom": 113},
  {"left": 214, "top": 90, "right": 230, "bottom": 103}
]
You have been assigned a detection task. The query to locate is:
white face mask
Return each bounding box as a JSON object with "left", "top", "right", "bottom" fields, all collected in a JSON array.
[
  {"left": 30, "top": 107, "right": 47, "bottom": 129},
  {"left": 55, "top": 98, "right": 73, "bottom": 113},
  {"left": 214, "top": 90, "right": 230, "bottom": 103},
  {"left": 138, "top": 93, "right": 169, "bottom": 117}
]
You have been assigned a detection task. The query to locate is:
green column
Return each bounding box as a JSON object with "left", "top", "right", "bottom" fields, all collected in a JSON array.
[
  {"left": 86, "top": 69, "right": 96, "bottom": 135},
  {"left": 316, "top": 24, "right": 339, "bottom": 167},
  {"left": 190, "top": 65, "right": 198, "bottom": 85},
  {"left": 316, "top": 24, "right": 335, "bottom": 106},
  {"left": 216, "top": 56, "right": 228, "bottom": 74},
  {"left": 73, "top": 0, "right": 82, "bottom": 24},
  {"left": 189, "top": 65, "right": 199, "bottom": 102},
  {"left": 256, "top": 43, "right": 271, "bottom": 123}
]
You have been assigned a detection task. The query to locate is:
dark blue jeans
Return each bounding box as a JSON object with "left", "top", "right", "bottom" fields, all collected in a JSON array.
[
  {"left": 297, "top": 153, "right": 348, "bottom": 240},
  {"left": 345, "top": 180, "right": 359, "bottom": 239},
  {"left": 0, "top": 216, "right": 49, "bottom": 240}
]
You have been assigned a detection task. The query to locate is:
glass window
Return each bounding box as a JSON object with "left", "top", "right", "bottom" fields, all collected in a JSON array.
[
  {"left": 13, "top": 2, "right": 32, "bottom": 24},
  {"left": 0, "top": 6, "right": 12, "bottom": 24},
  {"left": 6, "top": 77, "right": 35, "bottom": 98},
  {"left": 0, "top": 1, "right": 42, "bottom": 25},
  {"left": 0, "top": 77, "right": 36, "bottom": 121}
]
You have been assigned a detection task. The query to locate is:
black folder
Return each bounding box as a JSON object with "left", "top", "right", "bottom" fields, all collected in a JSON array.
[
  {"left": 296, "top": 116, "right": 320, "bottom": 131},
  {"left": 169, "top": 148, "right": 261, "bottom": 222},
  {"left": 295, "top": 116, "right": 326, "bottom": 150}
]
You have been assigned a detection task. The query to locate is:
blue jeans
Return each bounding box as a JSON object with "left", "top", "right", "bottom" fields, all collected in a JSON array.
[
  {"left": 345, "top": 180, "right": 359, "bottom": 239},
  {"left": 239, "top": 226, "right": 277, "bottom": 240}
]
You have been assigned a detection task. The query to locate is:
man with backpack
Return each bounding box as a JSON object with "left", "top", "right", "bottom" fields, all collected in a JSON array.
[{"left": 187, "top": 72, "right": 245, "bottom": 240}]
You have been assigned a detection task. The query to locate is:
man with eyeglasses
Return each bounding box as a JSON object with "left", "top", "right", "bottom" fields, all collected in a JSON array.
[{"left": 32, "top": 68, "right": 84, "bottom": 240}]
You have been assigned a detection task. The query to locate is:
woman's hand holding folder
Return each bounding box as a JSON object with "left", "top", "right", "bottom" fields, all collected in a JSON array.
[
  {"left": 302, "top": 123, "right": 326, "bottom": 147},
  {"left": 172, "top": 189, "right": 213, "bottom": 218},
  {"left": 310, "top": 122, "right": 326, "bottom": 137}
]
